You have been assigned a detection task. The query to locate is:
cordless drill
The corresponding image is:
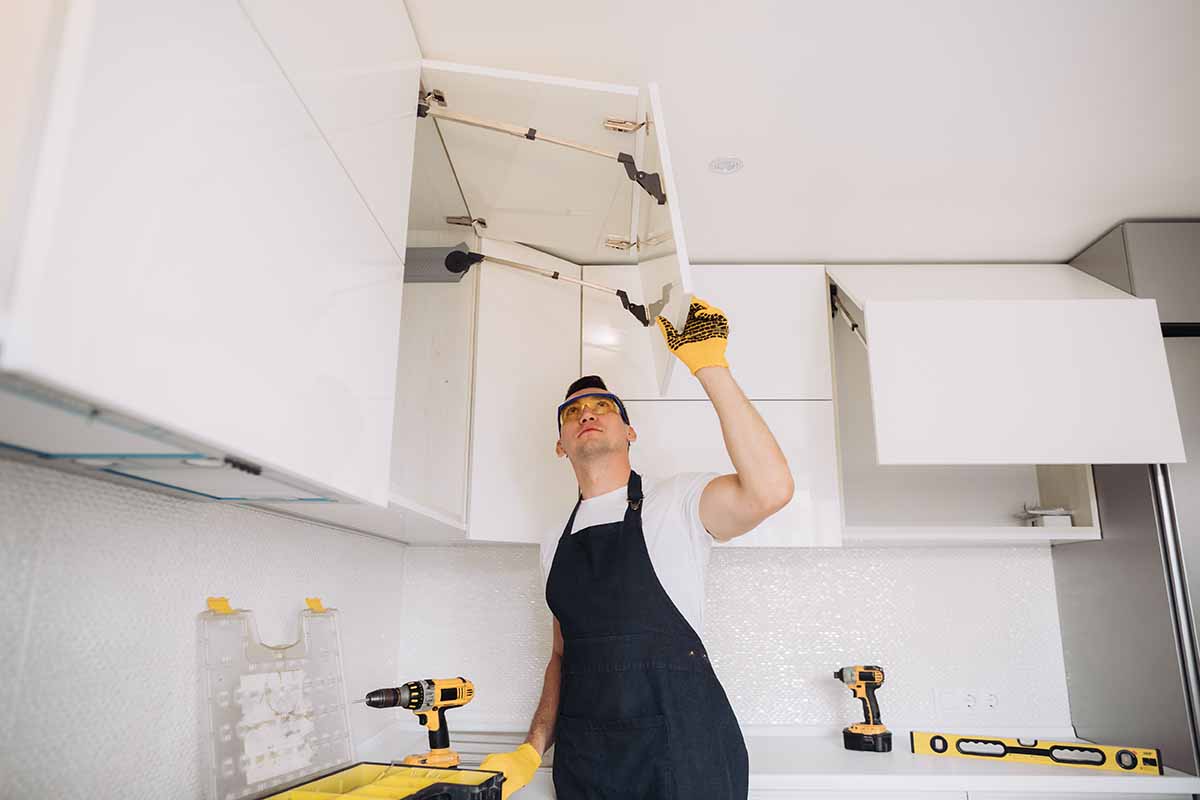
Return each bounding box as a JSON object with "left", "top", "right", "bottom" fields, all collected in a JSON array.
[
  {"left": 364, "top": 677, "right": 475, "bottom": 768},
  {"left": 834, "top": 665, "right": 892, "bottom": 752}
]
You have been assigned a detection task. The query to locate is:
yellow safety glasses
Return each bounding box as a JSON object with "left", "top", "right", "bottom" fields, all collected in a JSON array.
[{"left": 557, "top": 392, "right": 629, "bottom": 431}]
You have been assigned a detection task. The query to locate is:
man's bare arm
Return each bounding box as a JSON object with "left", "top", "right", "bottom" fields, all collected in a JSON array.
[
  {"left": 697, "top": 366, "right": 794, "bottom": 541},
  {"left": 524, "top": 617, "right": 564, "bottom": 754}
]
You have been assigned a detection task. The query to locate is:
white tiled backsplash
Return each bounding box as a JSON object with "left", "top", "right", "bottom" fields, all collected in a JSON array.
[
  {"left": 396, "top": 544, "right": 1072, "bottom": 733},
  {"left": 0, "top": 460, "right": 408, "bottom": 798},
  {"left": 2, "top": 458, "right": 1072, "bottom": 797}
]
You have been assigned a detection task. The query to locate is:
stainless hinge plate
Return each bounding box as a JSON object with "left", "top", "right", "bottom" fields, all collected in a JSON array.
[{"left": 603, "top": 117, "right": 645, "bottom": 133}]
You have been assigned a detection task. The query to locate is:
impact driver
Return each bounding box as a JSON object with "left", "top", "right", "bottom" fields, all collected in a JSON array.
[{"left": 834, "top": 665, "right": 892, "bottom": 752}]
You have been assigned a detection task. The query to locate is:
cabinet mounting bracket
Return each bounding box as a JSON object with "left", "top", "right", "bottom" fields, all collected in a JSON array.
[{"left": 617, "top": 153, "right": 666, "bottom": 205}]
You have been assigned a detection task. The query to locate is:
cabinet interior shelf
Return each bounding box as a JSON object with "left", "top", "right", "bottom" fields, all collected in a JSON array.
[{"left": 842, "top": 525, "right": 1101, "bottom": 547}]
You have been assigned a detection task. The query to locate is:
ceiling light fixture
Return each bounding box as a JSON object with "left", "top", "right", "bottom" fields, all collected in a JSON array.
[{"left": 708, "top": 157, "right": 743, "bottom": 174}]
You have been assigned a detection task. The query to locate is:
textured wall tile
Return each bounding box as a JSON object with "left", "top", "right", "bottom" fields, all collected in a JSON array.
[
  {"left": 0, "top": 460, "right": 407, "bottom": 798},
  {"left": 395, "top": 544, "right": 1072, "bottom": 733}
]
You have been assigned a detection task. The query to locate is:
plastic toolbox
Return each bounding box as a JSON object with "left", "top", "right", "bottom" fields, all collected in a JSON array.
[{"left": 263, "top": 762, "right": 504, "bottom": 799}]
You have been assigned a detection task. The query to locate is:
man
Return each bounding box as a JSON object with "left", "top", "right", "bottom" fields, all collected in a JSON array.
[{"left": 481, "top": 298, "right": 794, "bottom": 799}]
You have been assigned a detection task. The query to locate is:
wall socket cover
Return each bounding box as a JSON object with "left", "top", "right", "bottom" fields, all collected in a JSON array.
[{"left": 936, "top": 688, "right": 1000, "bottom": 714}]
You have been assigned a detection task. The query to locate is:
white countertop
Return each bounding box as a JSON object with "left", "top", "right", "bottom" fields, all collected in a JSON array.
[{"left": 357, "top": 725, "right": 1200, "bottom": 797}]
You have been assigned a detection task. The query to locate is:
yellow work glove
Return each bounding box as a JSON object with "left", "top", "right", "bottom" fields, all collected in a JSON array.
[
  {"left": 479, "top": 742, "right": 541, "bottom": 799},
  {"left": 656, "top": 297, "right": 730, "bottom": 374}
]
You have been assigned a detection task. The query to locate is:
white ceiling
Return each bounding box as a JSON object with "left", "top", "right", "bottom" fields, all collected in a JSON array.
[{"left": 403, "top": 0, "right": 1200, "bottom": 264}]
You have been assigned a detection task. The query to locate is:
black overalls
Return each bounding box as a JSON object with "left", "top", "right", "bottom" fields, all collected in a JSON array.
[{"left": 546, "top": 471, "right": 749, "bottom": 799}]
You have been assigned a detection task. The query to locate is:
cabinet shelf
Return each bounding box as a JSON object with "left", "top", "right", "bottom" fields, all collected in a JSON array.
[{"left": 842, "top": 525, "right": 1101, "bottom": 547}]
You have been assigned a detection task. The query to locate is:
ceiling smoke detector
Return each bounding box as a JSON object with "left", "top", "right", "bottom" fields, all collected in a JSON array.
[{"left": 708, "top": 157, "right": 743, "bottom": 174}]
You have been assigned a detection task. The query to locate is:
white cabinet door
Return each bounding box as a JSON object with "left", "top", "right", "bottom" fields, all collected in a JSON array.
[
  {"left": 584, "top": 265, "right": 833, "bottom": 401},
  {"left": 625, "top": 400, "right": 841, "bottom": 547},
  {"left": 4, "top": 0, "right": 419, "bottom": 504},
  {"left": 466, "top": 240, "right": 582, "bottom": 543},
  {"left": 829, "top": 265, "right": 1185, "bottom": 465},
  {"left": 239, "top": 0, "right": 422, "bottom": 256},
  {"left": 390, "top": 272, "right": 478, "bottom": 525},
  {"left": 638, "top": 84, "right": 695, "bottom": 396}
]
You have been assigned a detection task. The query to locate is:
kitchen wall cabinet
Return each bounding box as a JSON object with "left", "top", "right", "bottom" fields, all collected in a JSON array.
[
  {"left": 1, "top": 0, "right": 421, "bottom": 504},
  {"left": 826, "top": 265, "right": 1170, "bottom": 545},
  {"left": 627, "top": 400, "right": 842, "bottom": 547},
  {"left": 583, "top": 265, "right": 833, "bottom": 400}
]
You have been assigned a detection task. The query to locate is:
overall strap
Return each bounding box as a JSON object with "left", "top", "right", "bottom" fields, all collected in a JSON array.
[
  {"left": 626, "top": 470, "right": 644, "bottom": 509},
  {"left": 559, "top": 495, "right": 583, "bottom": 541}
]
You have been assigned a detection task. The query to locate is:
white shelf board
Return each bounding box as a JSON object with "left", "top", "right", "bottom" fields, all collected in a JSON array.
[{"left": 843, "top": 526, "right": 1102, "bottom": 547}]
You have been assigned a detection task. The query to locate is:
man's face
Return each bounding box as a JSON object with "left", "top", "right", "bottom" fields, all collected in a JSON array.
[{"left": 555, "top": 389, "right": 636, "bottom": 464}]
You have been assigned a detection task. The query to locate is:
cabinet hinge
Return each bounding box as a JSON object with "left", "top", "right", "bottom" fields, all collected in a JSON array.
[
  {"left": 423, "top": 89, "right": 447, "bottom": 107},
  {"left": 603, "top": 117, "right": 646, "bottom": 133},
  {"left": 604, "top": 232, "right": 672, "bottom": 251},
  {"left": 445, "top": 216, "right": 487, "bottom": 229}
]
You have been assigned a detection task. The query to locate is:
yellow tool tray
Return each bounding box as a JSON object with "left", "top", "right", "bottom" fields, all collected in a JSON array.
[{"left": 264, "top": 762, "right": 504, "bottom": 800}]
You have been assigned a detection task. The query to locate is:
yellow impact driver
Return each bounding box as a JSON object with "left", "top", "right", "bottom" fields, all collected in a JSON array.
[
  {"left": 364, "top": 677, "right": 475, "bottom": 768},
  {"left": 834, "top": 665, "right": 892, "bottom": 752}
]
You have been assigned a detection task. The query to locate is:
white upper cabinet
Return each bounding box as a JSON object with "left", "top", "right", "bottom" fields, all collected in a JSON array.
[
  {"left": 584, "top": 265, "right": 832, "bottom": 400},
  {"left": 828, "top": 265, "right": 1185, "bottom": 465},
  {"left": 627, "top": 400, "right": 841, "bottom": 547},
  {"left": 2, "top": 0, "right": 420, "bottom": 503}
]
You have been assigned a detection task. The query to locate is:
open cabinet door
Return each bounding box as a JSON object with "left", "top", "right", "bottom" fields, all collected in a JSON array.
[
  {"left": 829, "top": 265, "right": 1186, "bottom": 465},
  {"left": 418, "top": 61, "right": 641, "bottom": 266},
  {"left": 636, "top": 83, "right": 695, "bottom": 395}
]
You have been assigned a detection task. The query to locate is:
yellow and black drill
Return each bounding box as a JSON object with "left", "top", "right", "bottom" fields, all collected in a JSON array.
[
  {"left": 834, "top": 665, "right": 892, "bottom": 752},
  {"left": 364, "top": 677, "right": 475, "bottom": 768}
]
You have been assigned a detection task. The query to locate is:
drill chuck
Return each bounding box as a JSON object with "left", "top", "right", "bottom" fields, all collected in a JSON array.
[{"left": 364, "top": 685, "right": 418, "bottom": 709}]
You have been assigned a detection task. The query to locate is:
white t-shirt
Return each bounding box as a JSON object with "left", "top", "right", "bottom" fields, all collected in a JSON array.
[{"left": 540, "top": 472, "right": 720, "bottom": 636}]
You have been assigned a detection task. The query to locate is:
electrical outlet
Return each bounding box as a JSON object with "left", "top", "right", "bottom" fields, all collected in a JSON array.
[{"left": 935, "top": 688, "right": 999, "bottom": 715}]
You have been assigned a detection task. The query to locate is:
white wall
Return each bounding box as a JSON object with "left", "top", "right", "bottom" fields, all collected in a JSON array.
[
  {"left": 0, "top": 459, "right": 408, "bottom": 797},
  {"left": 397, "top": 544, "right": 1073, "bottom": 733}
]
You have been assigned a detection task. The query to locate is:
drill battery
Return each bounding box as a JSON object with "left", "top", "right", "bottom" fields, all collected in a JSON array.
[{"left": 263, "top": 762, "right": 504, "bottom": 800}]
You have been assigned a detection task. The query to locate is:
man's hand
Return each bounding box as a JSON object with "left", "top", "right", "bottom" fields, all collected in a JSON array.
[
  {"left": 656, "top": 298, "right": 729, "bottom": 375},
  {"left": 479, "top": 742, "right": 542, "bottom": 799}
]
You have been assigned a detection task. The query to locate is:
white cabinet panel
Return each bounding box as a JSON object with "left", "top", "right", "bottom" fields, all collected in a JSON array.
[
  {"left": 5, "top": 0, "right": 409, "bottom": 503},
  {"left": 584, "top": 265, "right": 833, "bottom": 401},
  {"left": 390, "top": 273, "right": 477, "bottom": 523},
  {"left": 626, "top": 400, "right": 841, "bottom": 547},
  {"left": 865, "top": 299, "right": 1184, "bottom": 464},
  {"left": 827, "top": 264, "right": 1184, "bottom": 466},
  {"left": 240, "top": 0, "right": 422, "bottom": 256},
  {"left": 466, "top": 240, "right": 581, "bottom": 543}
]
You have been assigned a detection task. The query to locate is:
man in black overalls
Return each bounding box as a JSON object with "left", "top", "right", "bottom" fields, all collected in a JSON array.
[{"left": 482, "top": 299, "right": 794, "bottom": 799}]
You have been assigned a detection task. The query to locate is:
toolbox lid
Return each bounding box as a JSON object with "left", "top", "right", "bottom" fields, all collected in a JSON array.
[{"left": 199, "top": 598, "right": 355, "bottom": 800}]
